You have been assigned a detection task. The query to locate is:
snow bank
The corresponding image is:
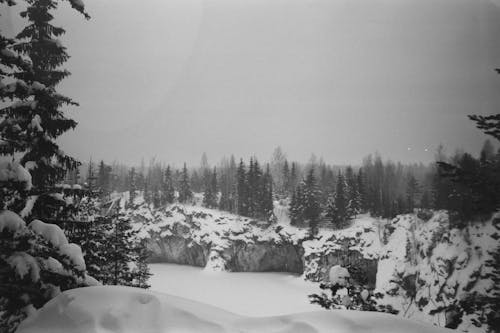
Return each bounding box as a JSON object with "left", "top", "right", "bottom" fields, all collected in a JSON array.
[{"left": 17, "top": 286, "right": 449, "bottom": 333}]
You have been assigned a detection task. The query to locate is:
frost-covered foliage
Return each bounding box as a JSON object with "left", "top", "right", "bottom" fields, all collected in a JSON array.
[
  {"left": 310, "top": 265, "right": 398, "bottom": 314},
  {"left": 65, "top": 196, "right": 151, "bottom": 288},
  {"left": 0, "top": 211, "right": 94, "bottom": 333},
  {"left": 0, "top": 0, "right": 89, "bottom": 220},
  {"left": 375, "top": 212, "right": 499, "bottom": 332}
]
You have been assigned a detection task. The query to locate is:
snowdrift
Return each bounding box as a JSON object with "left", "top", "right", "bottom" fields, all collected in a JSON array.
[{"left": 16, "top": 286, "right": 450, "bottom": 333}]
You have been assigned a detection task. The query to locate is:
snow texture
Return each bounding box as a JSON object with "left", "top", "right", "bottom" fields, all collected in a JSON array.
[
  {"left": 0, "top": 160, "right": 33, "bottom": 190},
  {"left": 329, "top": 265, "right": 350, "bottom": 286},
  {"left": 6, "top": 252, "right": 40, "bottom": 281},
  {"left": 29, "top": 219, "right": 69, "bottom": 248},
  {"left": 16, "top": 286, "right": 449, "bottom": 333},
  {"left": 0, "top": 210, "right": 26, "bottom": 232},
  {"left": 59, "top": 243, "right": 86, "bottom": 271}
]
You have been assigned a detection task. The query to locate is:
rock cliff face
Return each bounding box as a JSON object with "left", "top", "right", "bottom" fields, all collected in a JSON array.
[
  {"left": 149, "top": 236, "right": 208, "bottom": 267},
  {"left": 123, "top": 196, "right": 498, "bottom": 333},
  {"left": 222, "top": 241, "right": 304, "bottom": 273}
]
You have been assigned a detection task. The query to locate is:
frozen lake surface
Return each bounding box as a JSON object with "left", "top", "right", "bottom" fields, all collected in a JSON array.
[{"left": 149, "top": 263, "right": 319, "bottom": 317}]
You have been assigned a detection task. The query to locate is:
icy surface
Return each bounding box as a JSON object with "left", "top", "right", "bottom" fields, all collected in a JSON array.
[
  {"left": 16, "top": 286, "right": 449, "bottom": 333},
  {"left": 149, "top": 263, "right": 318, "bottom": 316}
]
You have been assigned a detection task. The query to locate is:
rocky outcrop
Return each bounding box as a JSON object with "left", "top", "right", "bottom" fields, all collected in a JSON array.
[
  {"left": 222, "top": 241, "right": 304, "bottom": 273},
  {"left": 308, "top": 250, "right": 378, "bottom": 287},
  {"left": 149, "top": 236, "right": 208, "bottom": 267},
  {"left": 125, "top": 198, "right": 498, "bottom": 333}
]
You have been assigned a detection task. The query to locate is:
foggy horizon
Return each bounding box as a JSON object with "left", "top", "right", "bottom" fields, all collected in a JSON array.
[{"left": 2, "top": 0, "right": 500, "bottom": 166}]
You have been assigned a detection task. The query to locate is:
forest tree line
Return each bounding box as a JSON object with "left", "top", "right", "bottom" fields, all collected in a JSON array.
[{"left": 69, "top": 139, "right": 499, "bottom": 232}]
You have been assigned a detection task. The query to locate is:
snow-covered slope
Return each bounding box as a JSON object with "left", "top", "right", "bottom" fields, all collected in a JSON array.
[{"left": 16, "top": 286, "right": 449, "bottom": 333}]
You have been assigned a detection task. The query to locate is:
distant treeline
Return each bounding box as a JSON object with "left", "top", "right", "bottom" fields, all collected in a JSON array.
[{"left": 66, "top": 140, "right": 499, "bottom": 228}]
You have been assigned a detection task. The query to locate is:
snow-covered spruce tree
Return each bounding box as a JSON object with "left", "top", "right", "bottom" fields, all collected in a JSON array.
[
  {"left": 96, "top": 160, "right": 112, "bottom": 197},
  {"left": 405, "top": 173, "right": 419, "bottom": 213},
  {"left": 309, "top": 265, "right": 398, "bottom": 315},
  {"left": 328, "top": 171, "right": 350, "bottom": 228},
  {"left": 127, "top": 167, "right": 137, "bottom": 207},
  {"left": 2, "top": 0, "right": 89, "bottom": 220},
  {"left": 0, "top": 2, "right": 37, "bottom": 212},
  {"left": 0, "top": 210, "right": 94, "bottom": 333},
  {"left": 64, "top": 194, "right": 112, "bottom": 284},
  {"left": 345, "top": 166, "right": 360, "bottom": 217},
  {"left": 178, "top": 163, "right": 193, "bottom": 204},
  {"left": 356, "top": 168, "right": 368, "bottom": 213},
  {"left": 103, "top": 209, "right": 151, "bottom": 287},
  {"left": 203, "top": 167, "right": 218, "bottom": 208},
  {"left": 302, "top": 168, "right": 321, "bottom": 235},
  {"left": 162, "top": 165, "right": 175, "bottom": 205},
  {"left": 261, "top": 164, "right": 275, "bottom": 222},
  {"left": 289, "top": 182, "right": 304, "bottom": 226},
  {"left": 236, "top": 159, "right": 248, "bottom": 216}
]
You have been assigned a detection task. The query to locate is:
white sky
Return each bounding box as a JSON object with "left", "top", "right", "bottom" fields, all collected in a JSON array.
[{"left": 2, "top": 0, "right": 500, "bottom": 166}]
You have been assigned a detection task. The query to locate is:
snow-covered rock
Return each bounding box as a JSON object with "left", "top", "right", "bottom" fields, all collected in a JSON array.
[
  {"left": 120, "top": 194, "right": 498, "bottom": 332},
  {"left": 16, "top": 286, "right": 449, "bottom": 333},
  {"left": 329, "top": 265, "right": 350, "bottom": 286}
]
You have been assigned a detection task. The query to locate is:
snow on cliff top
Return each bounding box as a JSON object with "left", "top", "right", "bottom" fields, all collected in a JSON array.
[
  {"left": 122, "top": 192, "right": 309, "bottom": 249},
  {"left": 302, "top": 214, "right": 383, "bottom": 260},
  {"left": 17, "top": 286, "right": 449, "bottom": 333}
]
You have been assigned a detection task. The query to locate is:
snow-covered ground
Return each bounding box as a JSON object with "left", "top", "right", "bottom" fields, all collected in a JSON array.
[
  {"left": 17, "top": 286, "right": 450, "bottom": 333},
  {"left": 149, "top": 263, "right": 319, "bottom": 316}
]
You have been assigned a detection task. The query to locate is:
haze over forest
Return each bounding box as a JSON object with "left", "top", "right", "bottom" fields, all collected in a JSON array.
[{"left": 2, "top": 0, "right": 500, "bottom": 166}]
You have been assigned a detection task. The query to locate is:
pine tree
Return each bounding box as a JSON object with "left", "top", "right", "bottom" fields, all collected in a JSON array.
[
  {"left": 290, "top": 162, "right": 299, "bottom": 195},
  {"left": 0, "top": 211, "right": 90, "bottom": 332},
  {"left": 203, "top": 167, "right": 218, "bottom": 208},
  {"left": 98, "top": 205, "right": 150, "bottom": 289},
  {"left": 251, "top": 159, "right": 264, "bottom": 217},
  {"left": 329, "top": 171, "right": 350, "bottom": 228},
  {"left": 67, "top": 196, "right": 110, "bottom": 284},
  {"left": 236, "top": 159, "right": 248, "bottom": 216},
  {"left": 345, "top": 166, "right": 360, "bottom": 217},
  {"left": 282, "top": 159, "right": 290, "bottom": 196},
  {"left": 420, "top": 190, "right": 431, "bottom": 209},
  {"left": 0, "top": 2, "right": 91, "bottom": 330},
  {"left": 289, "top": 182, "right": 305, "bottom": 226},
  {"left": 406, "top": 173, "right": 419, "bottom": 213},
  {"left": 261, "top": 164, "right": 274, "bottom": 221},
  {"left": 178, "top": 163, "right": 192, "bottom": 204},
  {"left": 303, "top": 168, "right": 321, "bottom": 235},
  {"left": 97, "top": 160, "right": 112, "bottom": 196},
  {"left": 357, "top": 168, "right": 368, "bottom": 213},
  {"left": 128, "top": 167, "right": 137, "bottom": 206},
  {"left": 162, "top": 165, "right": 175, "bottom": 205},
  {"left": 3, "top": 0, "right": 88, "bottom": 219}
]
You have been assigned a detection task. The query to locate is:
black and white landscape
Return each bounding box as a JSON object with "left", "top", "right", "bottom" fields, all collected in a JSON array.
[{"left": 1, "top": 0, "right": 500, "bottom": 332}]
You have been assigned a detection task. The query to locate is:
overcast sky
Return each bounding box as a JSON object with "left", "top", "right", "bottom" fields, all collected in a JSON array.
[{"left": 2, "top": 0, "right": 500, "bottom": 166}]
